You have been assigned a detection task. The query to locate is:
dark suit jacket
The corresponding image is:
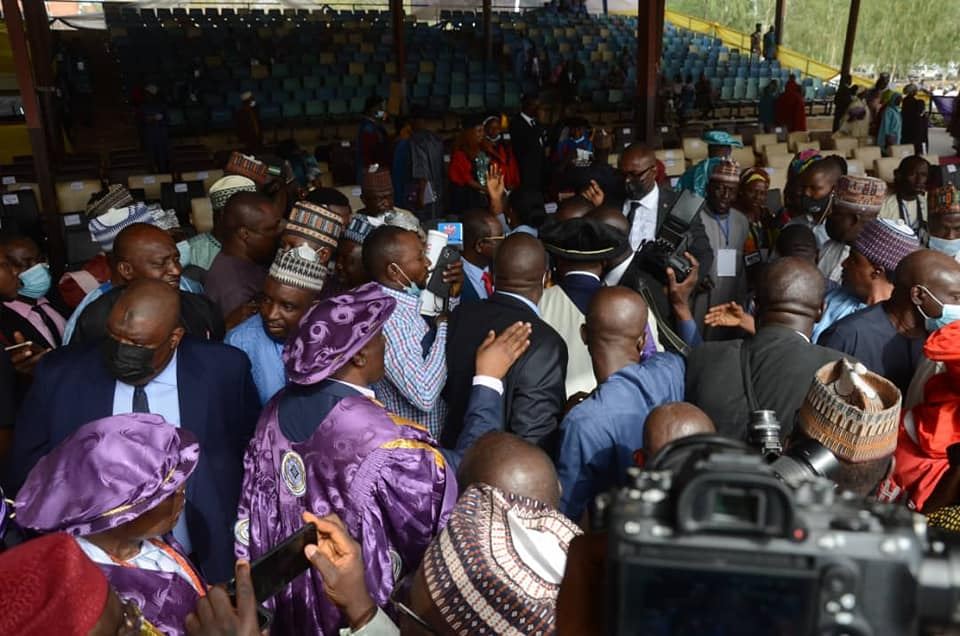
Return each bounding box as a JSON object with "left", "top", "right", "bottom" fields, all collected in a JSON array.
[
  {"left": 508, "top": 115, "right": 546, "bottom": 191},
  {"left": 442, "top": 293, "right": 568, "bottom": 456},
  {"left": 71, "top": 287, "right": 225, "bottom": 347},
  {"left": 7, "top": 336, "right": 260, "bottom": 582},
  {"left": 610, "top": 186, "right": 714, "bottom": 286},
  {"left": 0, "top": 302, "right": 66, "bottom": 349},
  {"left": 685, "top": 324, "right": 846, "bottom": 441}
]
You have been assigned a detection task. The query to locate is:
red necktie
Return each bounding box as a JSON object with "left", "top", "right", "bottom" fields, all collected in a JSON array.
[{"left": 481, "top": 271, "right": 494, "bottom": 296}]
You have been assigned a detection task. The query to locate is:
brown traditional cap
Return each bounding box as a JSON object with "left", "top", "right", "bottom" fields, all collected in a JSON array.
[
  {"left": 833, "top": 175, "right": 887, "bottom": 214},
  {"left": 285, "top": 200, "right": 344, "bottom": 252},
  {"left": 709, "top": 158, "right": 741, "bottom": 184},
  {"left": 361, "top": 169, "right": 393, "bottom": 197},
  {"left": 798, "top": 359, "right": 901, "bottom": 463}
]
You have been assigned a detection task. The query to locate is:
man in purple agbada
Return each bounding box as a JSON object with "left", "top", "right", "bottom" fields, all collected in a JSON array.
[
  {"left": 235, "top": 281, "right": 457, "bottom": 635},
  {"left": 14, "top": 413, "right": 204, "bottom": 635}
]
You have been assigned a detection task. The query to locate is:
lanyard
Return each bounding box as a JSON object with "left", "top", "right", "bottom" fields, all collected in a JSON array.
[
  {"left": 898, "top": 196, "right": 922, "bottom": 230},
  {"left": 107, "top": 538, "right": 206, "bottom": 596},
  {"left": 709, "top": 212, "right": 731, "bottom": 246}
]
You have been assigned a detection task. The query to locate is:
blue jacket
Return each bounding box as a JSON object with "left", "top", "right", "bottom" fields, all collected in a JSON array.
[
  {"left": 556, "top": 352, "right": 685, "bottom": 521},
  {"left": 7, "top": 337, "right": 261, "bottom": 582}
]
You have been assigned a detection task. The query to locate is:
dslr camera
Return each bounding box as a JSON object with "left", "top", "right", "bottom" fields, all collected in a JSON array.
[
  {"left": 597, "top": 428, "right": 960, "bottom": 636},
  {"left": 637, "top": 189, "right": 704, "bottom": 286}
]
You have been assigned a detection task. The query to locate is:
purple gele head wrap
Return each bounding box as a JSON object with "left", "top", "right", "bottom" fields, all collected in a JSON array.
[
  {"left": 15, "top": 413, "right": 199, "bottom": 537},
  {"left": 283, "top": 281, "right": 396, "bottom": 385}
]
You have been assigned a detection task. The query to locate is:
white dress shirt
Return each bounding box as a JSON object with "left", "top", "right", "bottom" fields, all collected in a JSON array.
[
  {"left": 112, "top": 351, "right": 190, "bottom": 552},
  {"left": 604, "top": 257, "right": 633, "bottom": 286},
  {"left": 330, "top": 378, "right": 376, "bottom": 399},
  {"left": 623, "top": 185, "right": 660, "bottom": 251}
]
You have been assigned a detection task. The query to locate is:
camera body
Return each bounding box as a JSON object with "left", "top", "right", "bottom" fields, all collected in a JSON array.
[
  {"left": 603, "top": 447, "right": 960, "bottom": 636},
  {"left": 637, "top": 189, "right": 704, "bottom": 285}
]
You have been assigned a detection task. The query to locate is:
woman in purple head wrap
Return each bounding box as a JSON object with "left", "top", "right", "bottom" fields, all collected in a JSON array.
[{"left": 14, "top": 413, "right": 202, "bottom": 635}]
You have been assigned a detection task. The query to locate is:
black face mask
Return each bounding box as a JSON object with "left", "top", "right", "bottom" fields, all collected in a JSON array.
[
  {"left": 101, "top": 337, "right": 158, "bottom": 385},
  {"left": 625, "top": 177, "right": 652, "bottom": 201},
  {"left": 798, "top": 193, "right": 832, "bottom": 218}
]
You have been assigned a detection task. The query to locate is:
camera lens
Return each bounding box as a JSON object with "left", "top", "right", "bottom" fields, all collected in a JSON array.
[{"left": 748, "top": 410, "right": 782, "bottom": 457}]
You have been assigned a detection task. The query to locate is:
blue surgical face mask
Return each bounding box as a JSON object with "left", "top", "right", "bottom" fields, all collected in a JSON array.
[
  {"left": 929, "top": 236, "right": 960, "bottom": 259},
  {"left": 176, "top": 240, "right": 192, "bottom": 268},
  {"left": 18, "top": 263, "right": 51, "bottom": 300},
  {"left": 916, "top": 285, "right": 960, "bottom": 332},
  {"left": 391, "top": 263, "right": 421, "bottom": 298}
]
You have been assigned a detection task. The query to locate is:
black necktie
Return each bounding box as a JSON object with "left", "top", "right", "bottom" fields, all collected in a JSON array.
[
  {"left": 133, "top": 386, "right": 150, "bottom": 413},
  {"left": 627, "top": 201, "right": 642, "bottom": 225},
  {"left": 30, "top": 305, "right": 62, "bottom": 347}
]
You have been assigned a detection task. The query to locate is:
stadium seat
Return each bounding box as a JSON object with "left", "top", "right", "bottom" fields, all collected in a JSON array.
[
  {"left": 923, "top": 154, "right": 940, "bottom": 167},
  {"left": 655, "top": 149, "right": 685, "bottom": 177},
  {"left": 762, "top": 143, "right": 789, "bottom": 163},
  {"left": 795, "top": 141, "right": 821, "bottom": 153},
  {"left": 830, "top": 136, "right": 859, "bottom": 158},
  {"left": 852, "top": 146, "right": 881, "bottom": 170},
  {"left": 846, "top": 159, "right": 866, "bottom": 176},
  {"left": 56, "top": 180, "right": 102, "bottom": 214},
  {"left": 128, "top": 174, "right": 173, "bottom": 201},
  {"left": 889, "top": 144, "right": 915, "bottom": 160},
  {"left": 181, "top": 170, "right": 224, "bottom": 194},
  {"left": 764, "top": 166, "right": 787, "bottom": 193},
  {"left": 190, "top": 197, "right": 214, "bottom": 233},
  {"left": 681, "top": 137, "right": 707, "bottom": 164},
  {"left": 875, "top": 157, "right": 899, "bottom": 184},
  {"left": 786, "top": 131, "right": 810, "bottom": 152},
  {"left": 765, "top": 152, "right": 791, "bottom": 170},
  {"left": 731, "top": 146, "right": 755, "bottom": 169},
  {"left": 753, "top": 133, "right": 777, "bottom": 154}
]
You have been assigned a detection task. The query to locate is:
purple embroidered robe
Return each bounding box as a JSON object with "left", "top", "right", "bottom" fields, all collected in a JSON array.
[
  {"left": 98, "top": 539, "right": 202, "bottom": 636},
  {"left": 235, "top": 393, "right": 457, "bottom": 635}
]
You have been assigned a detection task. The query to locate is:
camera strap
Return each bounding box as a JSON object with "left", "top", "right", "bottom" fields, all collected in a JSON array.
[{"left": 739, "top": 339, "right": 761, "bottom": 413}]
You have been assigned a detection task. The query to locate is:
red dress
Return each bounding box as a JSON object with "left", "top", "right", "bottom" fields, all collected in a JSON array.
[{"left": 775, "top": 80, "right": 807, "bottom": 132}]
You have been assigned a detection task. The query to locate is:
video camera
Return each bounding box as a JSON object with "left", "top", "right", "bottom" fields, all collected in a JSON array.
[
  {"left": 596, "top": 419, "right": 960, "bottom": 636},
  {"left": 637, "top": 189, "right": 704, "bottom": 286}
]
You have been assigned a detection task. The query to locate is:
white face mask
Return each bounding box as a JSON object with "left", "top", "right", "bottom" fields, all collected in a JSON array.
[
  {"left": 929, "top": 235, "right": 960, "bottom": 258},
  {"left": 375, "top": 110, "right": 385, "bottom": 120},
  {"left": 249, "top": 100, "right": 256, "bottom": 107}
]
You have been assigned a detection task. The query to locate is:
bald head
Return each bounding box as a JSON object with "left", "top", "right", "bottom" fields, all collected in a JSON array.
[
  {"left": 555, "top": 195, "right": 593, "bottom": 223},
  {"left": 620, "top": 143, "right": 655, "bottom": 167},
  {"left": 643, "top": 402, "right": 715, "bottom": 458},
  {"left": 897, "top": 249, "right": 960, "bottom": 289},
  {"left": 584, "top": 287, "right": 649, "bottom": 383},
  {"left": 221, "top": 191, "right": 275, "bottom": 235},
  {"left": 756, "top": 256, "right": 825, "bottom": 323},
  {"left": 776, "top": 224, "right": 818, "bottom": 263},
  {"left": 109, "top": 278, "right": 181, "bottom": 336},
  {"left": 588, "top": 204, "right": 630, "bottom": 235},
  {"left": 492, "top": 233, "right": 547, "bottom": 300},
  {"left": 584, "top": 286, "right": 648, "bottom": 345},
  {"left": 112, "top": 223, "right": 182, "bottom": 288},
  {"left": 457, "top": 432, "right": 560, "bottom": 508}
]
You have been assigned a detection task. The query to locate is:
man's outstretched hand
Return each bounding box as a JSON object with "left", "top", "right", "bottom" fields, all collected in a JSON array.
[{"left": 475, "top": 321, "right": 532, "bottom": 379}]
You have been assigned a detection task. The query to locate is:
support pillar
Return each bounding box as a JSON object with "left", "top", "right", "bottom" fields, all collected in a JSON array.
[
  {"left": 3, "top": 0, "right": 64, "bottom": 275},
  {"left": 483, "top": 0, "right": 492, "bottom": 68},
  {"left": 774, "top": 0, "right": 785, "bottom": 45},
  {"left": 22, "top": 0, "right": 63, "bottom": 162},
  {"left": 636, "top": 0, "right": 664, "bottom": 142},
  {"left": 390, "top": 0, "right": 406, "bottom": 111},
  {"left": 839, "top": 0, "right": 860, "bottom": 84}
]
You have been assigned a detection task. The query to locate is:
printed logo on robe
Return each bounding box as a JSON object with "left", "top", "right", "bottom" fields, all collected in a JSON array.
[
  {"left": 234, "top": 518, "right": 250, "bottom": 546},
  {"left": 281, "top": 450, "right": 307, "bottom": 497}
]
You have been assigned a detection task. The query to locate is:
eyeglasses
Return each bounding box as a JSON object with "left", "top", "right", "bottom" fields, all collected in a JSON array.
[
  {"left": 389, "top": 576, "right": 438, "bottom": 635},
  {"left": 483, "top": 235, "right": 506, "bottom": 242}
]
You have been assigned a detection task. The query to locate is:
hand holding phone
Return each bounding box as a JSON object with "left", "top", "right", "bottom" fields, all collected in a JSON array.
[
  {"left": 302, "top": 512, "right": 377, "bottom": 629},
  {"left": 185, "top": 561, "right": 261, "bottom": 636},
  {"left": 229, "top": 522, "right": 317, "bottom": 605}
]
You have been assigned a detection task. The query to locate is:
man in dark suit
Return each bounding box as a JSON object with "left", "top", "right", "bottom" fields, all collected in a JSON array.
[
  {"left": 459, "top": 208, "right": 503, "bottom": 305},
  {"left": 610, "top": 144, "right": 713, "bottom": 284},
  {"left": 508, "top": 94, "right": 548, "bottom": 192},
  {"left": 685, "top": 257, "right": 847, "bottom": 441},
  {"left": 443, "top": 233, "right": 567, "bottom": 455},
  {"left": 7, "top": 279, "right": 260, "bottom": 582}
]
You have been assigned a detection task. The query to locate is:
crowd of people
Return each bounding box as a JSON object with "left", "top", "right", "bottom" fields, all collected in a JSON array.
[{"left": 3, "top": 68, "right": 960, "bottom": 635}]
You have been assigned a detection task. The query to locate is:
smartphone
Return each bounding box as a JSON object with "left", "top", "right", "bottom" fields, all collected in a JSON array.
[
  {"left": 3, "top": 341, "right": 31, "bottom": 352},
  {"left": 228, "top": 522, "right": 317, "bottom": 604},
  {"left": 426, "top": 245, "right": 461, "bottom": 297}
]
